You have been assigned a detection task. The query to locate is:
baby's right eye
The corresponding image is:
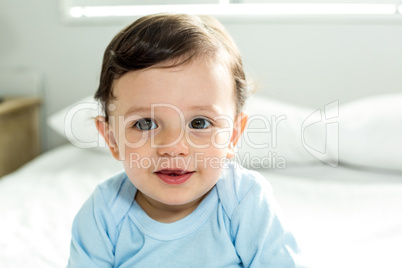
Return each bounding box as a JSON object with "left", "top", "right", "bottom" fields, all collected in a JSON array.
[
  {"left": 189, "top": 117, "right": 211, "bottom": 130},
  {"left": 133, "top": 118, "right": 158, "bottom": 131}
]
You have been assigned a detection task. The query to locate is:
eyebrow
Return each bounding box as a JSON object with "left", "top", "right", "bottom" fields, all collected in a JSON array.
[
  {"left": 188, "top": 105, "right": 221, "bottom": 114},
  {"left": 124, "top": 105, "right": 221, "bottom": 117},
  {"left": 124, "top": 107, "right": 152, "bottom": 117}
]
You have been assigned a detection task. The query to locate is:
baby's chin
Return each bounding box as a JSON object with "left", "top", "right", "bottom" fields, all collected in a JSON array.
[{"left": 154, "top": 192, "right": 207, "bottom": 207}]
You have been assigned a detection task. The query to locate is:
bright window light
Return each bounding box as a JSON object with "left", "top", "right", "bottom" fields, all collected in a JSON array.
[
  {"left": 69, "top": 4, "right": 401, "bottom": 18},
  {"left": 69, "top": 7, "right": 86, "bottom": 18},
  {"left": 68, "top": 3, "right": 398, "bottom": 18}
]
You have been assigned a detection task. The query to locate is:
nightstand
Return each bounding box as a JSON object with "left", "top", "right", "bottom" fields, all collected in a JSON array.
[{"left": 0, "top": 97, "right": 41, "bottom": 177}]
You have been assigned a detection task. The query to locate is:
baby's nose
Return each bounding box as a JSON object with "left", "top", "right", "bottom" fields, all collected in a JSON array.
[{"left": 154, "top": 127, "right": 190, "bottom": 157}]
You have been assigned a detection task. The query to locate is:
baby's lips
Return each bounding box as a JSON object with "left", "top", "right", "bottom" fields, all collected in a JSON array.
[{"left": 156, "top": 169, "right": 194, "bottom": 175}]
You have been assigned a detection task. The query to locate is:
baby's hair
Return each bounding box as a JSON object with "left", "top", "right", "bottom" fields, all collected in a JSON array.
[{"left": 95, "top": 13, "right": 249, "bottom": 121}]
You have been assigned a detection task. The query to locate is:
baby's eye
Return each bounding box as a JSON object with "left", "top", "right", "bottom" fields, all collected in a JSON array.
[
  {"left": 134, "top": 118, "right": 158, "bottom": 131},
  {"left": 189, "top": 118, "right": 211, "bottom": 129}
]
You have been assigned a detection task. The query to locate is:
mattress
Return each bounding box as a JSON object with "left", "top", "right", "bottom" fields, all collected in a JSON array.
[
  {"left": 263, "top": 166, "right": 402, "bottom": 268},
  {"left": 0, "top": 145, "right": 122, "bottom": 268}
]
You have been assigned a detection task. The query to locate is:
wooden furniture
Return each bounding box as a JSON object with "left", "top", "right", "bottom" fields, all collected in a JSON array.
[{"left": 0, "top": 97, "right": 41, "bottom": 177}]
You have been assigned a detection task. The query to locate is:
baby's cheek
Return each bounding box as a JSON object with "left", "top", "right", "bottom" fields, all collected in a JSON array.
[
  {"left": 123, "top": 130, "right": 150, "bottom": 148},
  {"left": 209, "top": 129, "right": 231, "bottom": 150},
  {"left": 185, "top": 132, "right": 212, "bottom": 148},
  {"left": 187, "top": 130, "right": 231, "bottom": 152}
]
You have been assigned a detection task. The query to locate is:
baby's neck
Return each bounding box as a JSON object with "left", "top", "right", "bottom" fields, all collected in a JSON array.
[{"left": 135, "top": 191, "right": 207, "bottom": 223}]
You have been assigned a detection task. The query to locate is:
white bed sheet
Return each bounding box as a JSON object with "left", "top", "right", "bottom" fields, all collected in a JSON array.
[
  {"left": 263, "top": 166, "right": 402, "bottom": 268},
  {"left": 0, "top": 145, "right": 123, "bottom": 268},
  {"left": 0, "top": 145, "right": 401, "bottom": 268}
]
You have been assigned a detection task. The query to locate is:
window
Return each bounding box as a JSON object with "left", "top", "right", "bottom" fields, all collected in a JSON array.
[{"left": 60, "top": 0, "right": 402, "bottom": 24}]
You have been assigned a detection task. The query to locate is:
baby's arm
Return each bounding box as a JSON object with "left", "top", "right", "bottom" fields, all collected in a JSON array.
[
  {"left": 67, "top": 187, "right": 116, "bottom": 267},
  {"left": 230, "top": 174, "right": 304, "bottom": 268}
]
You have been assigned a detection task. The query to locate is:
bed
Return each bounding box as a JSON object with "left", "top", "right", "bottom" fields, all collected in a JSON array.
[{"left": 1, "top": 94, "right": 401, "bottom": 268}]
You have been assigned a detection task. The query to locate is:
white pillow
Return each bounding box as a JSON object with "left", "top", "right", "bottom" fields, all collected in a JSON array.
[
  {"left": 236, "top": 95, "right": 324, "bottom": 169},
  {"left": 237, "top": 94, "right": 402, "bottom": 172},
  {"left": 337, "top": 93, "right": 402, "bottom": 172},
  {"left": 47, "top": 96, "right": 108, "bottom": 152}
]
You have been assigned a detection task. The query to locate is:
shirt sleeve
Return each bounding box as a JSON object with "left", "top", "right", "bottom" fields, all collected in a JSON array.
[
  {"left": 230, "top": 174, "right": 306, "bottom": 268},
  {"left": 67, "top": 186, "right": 116, "bottom": 267}
]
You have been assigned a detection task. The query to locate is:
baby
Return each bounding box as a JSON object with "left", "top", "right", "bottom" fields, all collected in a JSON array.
[{"left": 68, "top": 14, "right": 303, "bottom": 267}]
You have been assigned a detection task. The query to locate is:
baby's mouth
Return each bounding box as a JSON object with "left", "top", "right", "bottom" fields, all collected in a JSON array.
[
  {"left": 153, "top": 169, "right": 195, "bottom": 184},
  {"left": 155, "top": 169, "right": 194, "bottom": 176}
]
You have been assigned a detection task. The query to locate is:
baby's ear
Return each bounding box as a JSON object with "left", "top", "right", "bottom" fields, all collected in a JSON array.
[
  {"left": 226, "top": 112, "right": 248, "bottom": 159},
  {"left": 95, "top": 116, "right": 121, "bottom": 160}
]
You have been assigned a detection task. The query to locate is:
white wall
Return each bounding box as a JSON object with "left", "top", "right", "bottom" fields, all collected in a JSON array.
[
  {"left": 1, "top": 0, "right": 123, "bottom": 150},
  {"left": 228, "top": 22, "right": 402, "bottom": 106},
  {"left": 1, "top": 0, "right": 402, "bottom": 150}
]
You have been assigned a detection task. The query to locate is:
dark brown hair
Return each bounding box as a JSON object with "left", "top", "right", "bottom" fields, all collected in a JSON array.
[{"left": 95, "top": 13, "right": 249, "bottom": 121}]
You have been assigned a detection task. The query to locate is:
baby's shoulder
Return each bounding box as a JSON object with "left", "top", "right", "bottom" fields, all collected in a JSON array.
[
  {"left": 216, "top": 162, "right": 273, "bottom": 216},
  {"left": 96, "top": 170, "right": 129, "bottom": 200},
  {"left": 93, "top": 171, "right": 136, "bottom": 220}
]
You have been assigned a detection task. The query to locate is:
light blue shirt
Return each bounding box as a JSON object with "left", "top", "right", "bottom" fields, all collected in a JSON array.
[{"left": 68, "top": 163, "right": 304, "bottom": 267}]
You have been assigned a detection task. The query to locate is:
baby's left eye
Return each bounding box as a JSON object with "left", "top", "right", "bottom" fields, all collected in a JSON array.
[{"left": 189, "top": 118, "right": 211, "bottom": 129}]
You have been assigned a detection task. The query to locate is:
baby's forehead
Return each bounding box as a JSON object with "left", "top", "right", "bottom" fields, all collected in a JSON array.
[
  {"left": 110, "top": 58, "right": 237, "bottom": 118},
  {"left": 114, "top": 55, "right": 235, "bottom": 91},
  {"left": 146, "top": 54, "right": 232, "bottom": 74}
]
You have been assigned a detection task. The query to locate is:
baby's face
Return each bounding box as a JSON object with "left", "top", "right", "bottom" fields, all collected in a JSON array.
[{"left": 101, "top": 58, "right": 247, "bottom": 208}]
